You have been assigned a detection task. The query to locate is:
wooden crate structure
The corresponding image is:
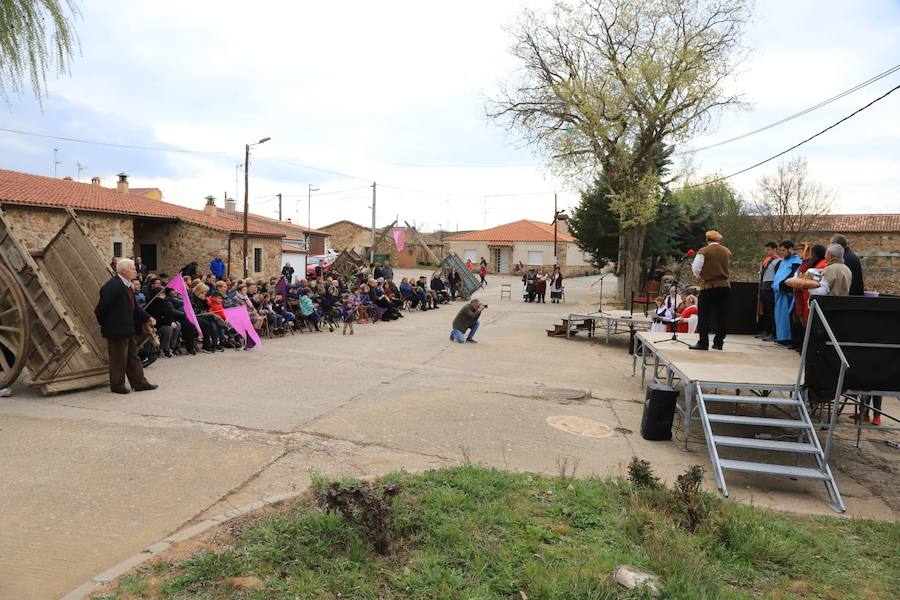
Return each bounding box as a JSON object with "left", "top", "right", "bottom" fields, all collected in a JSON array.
[
  {"left": 439, "top": 252, "right": 482, "bottom": 300},
  {"left": 0, "top": 207, "right": 110, "bottom": 394}
]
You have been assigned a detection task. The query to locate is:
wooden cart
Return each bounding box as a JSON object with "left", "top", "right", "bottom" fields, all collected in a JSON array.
[{"left": 0, "top": 207, "right": 111, "bottom": 394}]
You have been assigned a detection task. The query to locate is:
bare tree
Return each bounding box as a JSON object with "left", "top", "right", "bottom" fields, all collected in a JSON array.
[
  {"left": 751, "top": 156, "right": 833, "bottom": 242},
  {"left": 0, "top": 0, "right": 80, "bottom": 101},
  {"left": 488, "top": 0, "right": 750, "bottom": 299}
]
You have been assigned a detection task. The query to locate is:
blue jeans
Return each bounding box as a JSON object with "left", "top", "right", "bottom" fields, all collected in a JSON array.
[{"left": 450, "top": 319, "right": 479, "bottom": 343}]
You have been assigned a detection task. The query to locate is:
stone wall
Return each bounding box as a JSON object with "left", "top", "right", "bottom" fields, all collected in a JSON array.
[
  {"left": 1, "top": 204, "right": 133, "bottom": 260},
  {"left": 134, "top": 220, "right": 282, "bottom": 280},
  {"left": 754, "top": 230, "right": 900, "bottom": 267},
  {"left": 321, "top": 221, "right": 371, "bottom": 255}
]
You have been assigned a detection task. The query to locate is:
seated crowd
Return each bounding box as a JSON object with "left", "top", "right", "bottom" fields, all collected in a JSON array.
[{"left": 128, "top": 266, "right": 462, "bottom": 356}]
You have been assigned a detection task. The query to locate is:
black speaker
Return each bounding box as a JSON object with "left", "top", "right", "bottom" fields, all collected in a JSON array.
[
  {"left": 641, "top": 383, "right": 678, "bottom": 441},
  {"left": 726, "top": 281, "right": 759, "bottom": 335},
  {"left": 805, "top": 296, "right": 900, "bottom": 403}
]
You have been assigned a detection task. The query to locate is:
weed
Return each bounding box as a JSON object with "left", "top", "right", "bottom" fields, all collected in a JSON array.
[
  {"left": 672, "top": 465, "right": 709, "bottom": 533},
  {"left": 627, "top": 456, "right": 660, "bottom": 489},
  {"left": 317, "top": 480, "right": 401, "bottom": 555}
]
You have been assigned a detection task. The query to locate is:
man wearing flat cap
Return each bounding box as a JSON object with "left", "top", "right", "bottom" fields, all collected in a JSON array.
[{"left": 690, "top": 230, "right": 732, "bottom": 350}]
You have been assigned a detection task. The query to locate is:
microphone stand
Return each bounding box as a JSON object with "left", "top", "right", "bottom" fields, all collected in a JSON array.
[
  {"left": 654, "top": 252, "right": 693, "bottom": 347},
  {"left": 591, "top": 271, "right": 612, "bottom": 315}
]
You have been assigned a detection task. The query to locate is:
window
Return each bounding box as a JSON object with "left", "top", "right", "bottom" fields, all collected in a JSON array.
[
  {"left": 253, "top": 247, "right": 263, "bottom": 273},
  {"left": 527, "top": 251, "right": 544, "bottom": 266},
  {"left": 112, "top": 242, "right": 122, "bottom": 257},
  {"left": 464, "top": 249, "right": 477, "bottom": 263}
]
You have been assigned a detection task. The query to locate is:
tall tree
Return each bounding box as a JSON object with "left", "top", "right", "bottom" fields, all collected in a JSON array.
[
  {"left": 751, "top": 156, "right": 833, "bottom": 242},
  {"left": 0, "top": 0, "right": 79, "bottom": 100},
  {"left": 488, "top": 0, "right": 750, "bottom": 299},
  {"left": 675, "top": 178, "right": 757, "bottom": 260}
]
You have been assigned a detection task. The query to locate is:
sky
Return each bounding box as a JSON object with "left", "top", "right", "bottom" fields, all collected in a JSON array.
[{"left": 1, "top": 0, "right": 899, "bottom": 231}]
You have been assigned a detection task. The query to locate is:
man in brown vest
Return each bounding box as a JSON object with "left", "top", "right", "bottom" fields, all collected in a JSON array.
[{"left": 690, "top": 230, "right": 732, "bottom": 350}]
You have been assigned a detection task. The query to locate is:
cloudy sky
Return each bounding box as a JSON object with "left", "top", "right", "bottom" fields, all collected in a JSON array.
[{"left": 2, "top": 0, "right": 898, "bottom": 231}]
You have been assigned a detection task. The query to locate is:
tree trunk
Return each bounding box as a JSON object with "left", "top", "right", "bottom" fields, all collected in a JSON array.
[
  {"left": 616, "top": 226, "right": 627, "bottom": 299},
  {"left": 621, "top": 225, "right": 647, "bottom": 303}
]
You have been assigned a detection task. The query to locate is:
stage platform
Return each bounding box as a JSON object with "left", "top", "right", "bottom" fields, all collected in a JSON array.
[{"left": 632, "top": 331, "right": 801, "bottom": 450}]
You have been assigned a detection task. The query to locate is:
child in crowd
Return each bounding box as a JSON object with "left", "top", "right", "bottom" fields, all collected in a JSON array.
[
  {"left": 342, "top": 298, "right": 357, "bottom": 335},
  {"left": 299, "top": 288, "right": 321, "bottom": 332}
]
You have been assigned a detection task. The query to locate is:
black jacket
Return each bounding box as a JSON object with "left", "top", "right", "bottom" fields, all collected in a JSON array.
[
  {"left": 146, "top": 292, "right": 178, "bottom": 324},
  {"left": 95, "top": 276, "right": 150, "bottom": 338},
  {"left": 844, "top": 249, "right": 865, "bottom": 296}
]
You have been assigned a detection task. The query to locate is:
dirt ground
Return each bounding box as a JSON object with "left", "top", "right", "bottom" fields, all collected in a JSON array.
[{"left": 1, "top": 271, "right": 897, "bottom": 600}]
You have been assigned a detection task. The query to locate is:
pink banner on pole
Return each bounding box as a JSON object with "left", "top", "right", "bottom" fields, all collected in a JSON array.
[
  {"left": 392, "top": 229, "right": 405, "bottom": 251},
  {"left": 165, "top": 272, "right": 202, "bottom": 335},
  {"left": 224, "top": 305, "right": 262, "bottom": 349}
]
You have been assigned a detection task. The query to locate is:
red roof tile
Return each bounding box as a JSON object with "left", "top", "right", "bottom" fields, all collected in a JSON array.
[
  {"left": 445, "top": 219, "right": 575, "bottom": 243},
  {"left": 0, "top": 169, "right": 283, "bottom": 236},
  {"left": 210, "top": 206, "right": 329, "bottom": 236},
  {"left": 806, "top": 214, "right": 900, "bottom": 233}
]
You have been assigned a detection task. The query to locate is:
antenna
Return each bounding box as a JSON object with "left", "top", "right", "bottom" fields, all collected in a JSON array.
[
  {"left": 53, "top": 148, "right": 61, "bottom": 177},
  {"left": 76, "top": 162, "right": 87, "bottom": 181}
]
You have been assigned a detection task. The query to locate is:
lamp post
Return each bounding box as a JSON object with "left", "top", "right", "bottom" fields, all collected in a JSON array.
[
  {"left": 243, "top": 136, "right": 271, "bottom": 277},
  {"left": 307, "top": 184, "right": 319, "bottom": 250}
]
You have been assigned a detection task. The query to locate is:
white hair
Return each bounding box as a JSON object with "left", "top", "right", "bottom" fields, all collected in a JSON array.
[
  {"left": 116, "top": 258, "right": 135, "bottom": 274},
  {"left": 827, "top": 243, "right": 844, "bottom": 259}
]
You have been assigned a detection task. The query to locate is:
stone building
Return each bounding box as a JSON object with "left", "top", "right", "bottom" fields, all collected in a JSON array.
[
  {"left": 320, "top": 220, "right": 373, "bottom": 257},
  {"left": 0, "top": 169, "right": 284, "bottom": 279},
  {"left": 752, "top": 214, "right": 900, "bottom": 267},
  {"left": 445, "top": 219, "right": 594, "bottom": 276}
]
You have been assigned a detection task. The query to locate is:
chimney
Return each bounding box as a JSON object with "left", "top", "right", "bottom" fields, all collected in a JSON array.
[
  {"left": 62, "top": 176, "right": 73, "bottom": 181},
  {"left": 116, "top": 173, "right": 129, "bottom": 194},
  {"left": 204, "top": 195, "right": 218, "bottom": 217},
  {"left": 91, "top": 176, "right": 101, "bottom": 187},
  {"left": 224, "top": 195, "right": 236, "bottom": 214}
]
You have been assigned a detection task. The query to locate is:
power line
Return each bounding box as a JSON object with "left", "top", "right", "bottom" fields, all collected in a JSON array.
[
  {"left": 0, "top": 127, "right": 226, "bottom": 155},
  {"left": 262, "top": 157, "right": 370, "bottom": 181},
  {"left": 676, "top": 62, "right": 900, "bottom": 156},
  {"left": 689, "top": 83, "right": 900, "bottom": 188}
]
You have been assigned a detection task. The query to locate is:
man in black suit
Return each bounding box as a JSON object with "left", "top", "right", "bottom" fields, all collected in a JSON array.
[{"left": 95, "top": 258, "right": 159, "bottom": 394}]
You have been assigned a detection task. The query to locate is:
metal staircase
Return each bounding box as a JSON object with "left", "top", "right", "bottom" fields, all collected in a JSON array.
[{"left": 695, "top": 382, "right": 845, "bottom": 513}]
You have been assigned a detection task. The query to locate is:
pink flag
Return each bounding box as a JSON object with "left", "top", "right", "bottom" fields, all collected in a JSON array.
[
  {"left": 392, "top": 228, "right": 405, "bottom": 251},
  {"left": 165, "top": 272, "right": 202, "bottom": 335},
  {"left": 224, "top": 306, "right": 262, "bottom": 349}
]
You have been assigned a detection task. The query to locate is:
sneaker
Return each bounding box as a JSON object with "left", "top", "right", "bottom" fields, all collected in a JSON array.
[
  {"left": 872, "top": 415, "right": 882, "bottom": 426},
  {"left": 466, "top": 339, "right": 478, "bottom": 344},
  {"left": 0, "top": 387, "right": 11, "bottom": 398},
  {"left": 201, "top": 348, "right": 215, "bottom": 354}
]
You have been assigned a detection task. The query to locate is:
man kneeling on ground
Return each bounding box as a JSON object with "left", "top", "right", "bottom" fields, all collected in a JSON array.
[{"left": 451, "top": 298, "right": 486, "bottom": 344}]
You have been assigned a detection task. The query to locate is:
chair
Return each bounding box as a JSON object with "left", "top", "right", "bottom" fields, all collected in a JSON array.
[
  {"left": 630, "top": 279, "right": 660, "bottom": 316},
  {"left": 500, "top": 283, "right": 511, "bottom": 301},
  {"left": 257, "top": 318, "right": 272, "bottom": 340}
]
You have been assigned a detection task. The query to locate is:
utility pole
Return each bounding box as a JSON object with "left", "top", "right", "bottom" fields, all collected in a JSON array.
[
  {"left": 370, "top": 182, "right": 377, "bottom": 263},
  {"left": 243, "top": 144, "right": 250, "bottom": 278},
  {"left": 277, "top": 193, "right": 282, "bottom": 221}
]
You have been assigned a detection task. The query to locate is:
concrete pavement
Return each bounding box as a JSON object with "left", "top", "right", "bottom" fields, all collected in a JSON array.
[{"left": 0, "top": 271, "right": 896, "bottom": 599}]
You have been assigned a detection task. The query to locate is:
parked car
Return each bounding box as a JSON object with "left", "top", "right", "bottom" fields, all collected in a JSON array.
[{"left": 306, "top": 254, "right": 335, "bottom": 276}]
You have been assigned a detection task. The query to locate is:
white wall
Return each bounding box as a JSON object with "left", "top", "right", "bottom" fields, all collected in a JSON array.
[
  {"left": 281, "top": 250, "right": 307, "bottom": 273},
  {"left": 565, "top": 243, "right": 591, "bottom": 267}
]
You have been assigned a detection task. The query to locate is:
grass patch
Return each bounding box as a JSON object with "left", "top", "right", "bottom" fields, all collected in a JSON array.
[{"left": 99, "top": 466, "right": 900, "bottom": 599}]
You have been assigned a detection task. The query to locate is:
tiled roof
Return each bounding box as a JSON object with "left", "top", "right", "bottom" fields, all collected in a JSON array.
[
  {"left": 320, "top": 220, "right": 369, "bottom": 232},
  {"left": 210, "top": 206, "right": 329, "bottom": 236},
  {"left": 445, "top": 219, "right": 576, "bottom": 243},
  {"left": 282, "top": 243, "right": 307, "bottom": 253},
  {"left": 806, "top": 214, "right": 900, "bottom": 233},
  {"left": 0, "top": 169, "right": 283, "bottom": 237}
]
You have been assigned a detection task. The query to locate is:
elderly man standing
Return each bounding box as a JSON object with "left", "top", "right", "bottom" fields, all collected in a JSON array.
[
  {"left": 95, "top": 258, "right": 158, "bottom": 394},
  {"left": 450, "top": 299, "right": 486, "bottom": 344},
  {"left": 787, "top": 243, "right": 852, "bottom": 299},
  {"left": 689, "top": 230, "right": 732, "bottom": 351}
]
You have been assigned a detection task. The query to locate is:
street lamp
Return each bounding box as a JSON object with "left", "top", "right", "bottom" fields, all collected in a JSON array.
[
  {"left": 243, "top": 137, "right": 271, "bottom": 277},
  {"left": 307, "top": 184, "right": 319, "bottom": 250}
]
